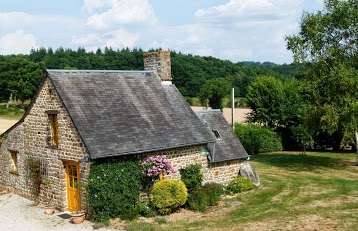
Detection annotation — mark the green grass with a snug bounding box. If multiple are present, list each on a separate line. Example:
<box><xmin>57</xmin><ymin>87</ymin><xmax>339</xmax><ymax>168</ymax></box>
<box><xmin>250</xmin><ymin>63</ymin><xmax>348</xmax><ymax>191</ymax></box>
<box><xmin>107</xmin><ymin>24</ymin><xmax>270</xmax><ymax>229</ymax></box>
<box><xmin>125</xmin><ymin>152</ymin><xmax>358</xmax><ymax>231</ymax></box>
<box><xmin>0</xmin><ymin>104</ymin><xmax>26</xmax><ymax>119</ymax></box>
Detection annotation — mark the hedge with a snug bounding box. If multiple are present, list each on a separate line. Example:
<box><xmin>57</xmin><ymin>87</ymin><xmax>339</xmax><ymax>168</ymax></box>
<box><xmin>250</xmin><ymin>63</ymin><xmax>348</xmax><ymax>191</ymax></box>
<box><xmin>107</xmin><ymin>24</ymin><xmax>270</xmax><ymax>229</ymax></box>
<box><xmin>234</xmin><ymin>123</ymin><xmax>282</xmax><ymax>155</ymax></box>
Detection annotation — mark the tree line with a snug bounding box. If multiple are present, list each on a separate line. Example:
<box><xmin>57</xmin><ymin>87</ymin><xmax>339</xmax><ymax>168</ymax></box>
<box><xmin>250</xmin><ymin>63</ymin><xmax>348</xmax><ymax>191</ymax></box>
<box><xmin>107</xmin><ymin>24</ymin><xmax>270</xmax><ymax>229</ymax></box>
<box><xmin>0</xmin><ymin>47</ymin><xmax>299</xmax><ymax>104</ymax></box>
<box><xmin>1</xmin><ymin>0</ymin><xmax>355</xmax><ymax>152</ymax></box>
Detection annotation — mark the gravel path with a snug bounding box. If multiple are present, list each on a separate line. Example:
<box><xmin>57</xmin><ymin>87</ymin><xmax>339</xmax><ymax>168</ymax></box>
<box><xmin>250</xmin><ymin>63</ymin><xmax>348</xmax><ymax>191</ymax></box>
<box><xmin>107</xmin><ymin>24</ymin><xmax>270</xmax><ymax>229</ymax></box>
<box><xmin>0</xmin><ymin>193</ymin><xmax>119</xmax><ymax>231</ymax></box>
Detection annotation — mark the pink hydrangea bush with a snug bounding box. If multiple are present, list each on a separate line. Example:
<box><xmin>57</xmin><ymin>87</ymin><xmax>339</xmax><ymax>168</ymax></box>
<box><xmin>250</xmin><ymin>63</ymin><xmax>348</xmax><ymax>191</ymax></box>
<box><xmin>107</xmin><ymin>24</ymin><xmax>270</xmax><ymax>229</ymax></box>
<box><xmin>141</xmin><ymin>155</ymin><xmax>175</xmax><ymax>177</ymax></box>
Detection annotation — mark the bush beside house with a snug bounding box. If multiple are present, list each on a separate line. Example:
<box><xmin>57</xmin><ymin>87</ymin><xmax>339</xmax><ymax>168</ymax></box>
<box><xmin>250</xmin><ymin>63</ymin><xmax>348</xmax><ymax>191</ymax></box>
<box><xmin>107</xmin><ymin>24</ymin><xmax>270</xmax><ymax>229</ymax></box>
<box><xmin>234</xmin><ymin>123</ymin><xmax>282</xmax><ymax>155</ymax></box>
<box><xmin>87</xmin><ymin>161</ymin><xmax>143</xmax><ymax>222</ymax></box>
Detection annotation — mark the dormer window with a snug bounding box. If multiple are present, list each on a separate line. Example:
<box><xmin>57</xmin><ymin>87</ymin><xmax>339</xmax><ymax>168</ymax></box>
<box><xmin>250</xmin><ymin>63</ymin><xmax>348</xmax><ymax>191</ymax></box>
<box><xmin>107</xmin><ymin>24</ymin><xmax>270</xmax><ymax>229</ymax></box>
<box><xmin>212</xmin><ymin>129</ymin><xmax>222</xmax><ymax>139</ymax></box>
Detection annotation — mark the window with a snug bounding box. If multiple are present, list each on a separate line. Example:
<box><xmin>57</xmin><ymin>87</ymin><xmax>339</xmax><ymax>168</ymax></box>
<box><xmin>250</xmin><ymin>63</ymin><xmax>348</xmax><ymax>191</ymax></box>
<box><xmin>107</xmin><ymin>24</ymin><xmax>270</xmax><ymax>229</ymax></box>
<box><xmin>212</xmin><ymin>129</ymin><xmax>222</xmax><ymax>139</ymax></box>
<box><xmin>10</xmin><ymin>150</ymin><xmax>18</xmax><ymax>174</ymax></box>
<box><xmin>48</xmin><ymin>113</ymin><xmax>59</xmax><ymax>147</ymax></box>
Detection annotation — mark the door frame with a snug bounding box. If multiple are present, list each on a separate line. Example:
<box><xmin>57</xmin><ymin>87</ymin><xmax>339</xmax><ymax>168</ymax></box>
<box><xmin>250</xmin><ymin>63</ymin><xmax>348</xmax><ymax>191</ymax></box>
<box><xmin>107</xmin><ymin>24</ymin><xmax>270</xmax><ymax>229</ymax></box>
<box><xmin>65</xmin><ymin>161</ymin><xmax>81</xmax><ymax>212</ymax></box>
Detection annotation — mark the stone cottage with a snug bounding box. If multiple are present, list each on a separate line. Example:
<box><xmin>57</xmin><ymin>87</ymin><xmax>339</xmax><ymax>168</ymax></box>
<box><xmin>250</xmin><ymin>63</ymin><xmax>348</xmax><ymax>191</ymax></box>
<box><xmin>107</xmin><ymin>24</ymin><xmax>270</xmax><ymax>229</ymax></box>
<box><xmin>0</xmin><ymin>50</ymin><xmax>248</xmax><ymax>212</ymax></box>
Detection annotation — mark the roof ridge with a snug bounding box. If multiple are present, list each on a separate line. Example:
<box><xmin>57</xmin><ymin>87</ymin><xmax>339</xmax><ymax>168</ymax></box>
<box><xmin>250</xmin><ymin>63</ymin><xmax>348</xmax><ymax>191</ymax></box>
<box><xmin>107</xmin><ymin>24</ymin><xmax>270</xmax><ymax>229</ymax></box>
<box><xmin>195</xmin><ymin>109</ymin><xmax>222</xmax><ymax>114</ymax></box>
<box><xmin>47</xmin><ymin>69</ymin><xmax>152</xmax><ymax>73</ymax></box>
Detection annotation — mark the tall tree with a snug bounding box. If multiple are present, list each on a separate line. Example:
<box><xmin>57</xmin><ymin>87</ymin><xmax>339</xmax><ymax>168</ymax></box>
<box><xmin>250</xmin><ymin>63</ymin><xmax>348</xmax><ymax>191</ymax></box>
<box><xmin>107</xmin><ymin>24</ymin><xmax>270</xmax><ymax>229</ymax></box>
<box><xmin>0</xmin><ymin>55</ymin><xmax>45</xmax><ymax>104</ymax></box>
<box><xmin>199</xmin><ymin>78</ymin><xmax>231</xmax><ymax>110</ymax></box>
<box><xmin>246</xmin><ymin>76</ymin><xmax>285</xmax><ymax>127</ymax></box>
<box><xmin>285</xmin><ymin>0</ymin><xmax>358</xmax><ymax>148</ymax></box>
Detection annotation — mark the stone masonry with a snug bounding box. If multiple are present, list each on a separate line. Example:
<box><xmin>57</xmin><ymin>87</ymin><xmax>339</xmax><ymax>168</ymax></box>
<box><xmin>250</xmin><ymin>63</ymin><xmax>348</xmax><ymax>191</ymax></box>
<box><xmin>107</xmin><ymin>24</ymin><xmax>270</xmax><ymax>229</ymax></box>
<box><xmin>0</xmin><ymin>64</ymin><xmax>243</xmax><ymax>212</ymax></box>
<box><xmin>144</xmin><ymin>50</ymin><xmax>172</xmax><ymax>81</ymax></box>
<box><xmin>141</xmin><ymin>145</ymin><xmax>244</xmax><ymax>185</ymax></box>
<box><xmin>0</xmin><ymin>78</ymin><xmax>89</xmax><ymax>211</ymax></box>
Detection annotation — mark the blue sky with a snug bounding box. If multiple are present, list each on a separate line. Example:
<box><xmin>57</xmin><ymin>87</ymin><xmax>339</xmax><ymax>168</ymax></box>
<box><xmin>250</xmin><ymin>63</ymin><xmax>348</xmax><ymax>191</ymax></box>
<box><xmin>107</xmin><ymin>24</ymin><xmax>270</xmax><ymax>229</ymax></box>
<box><xmin>0</xmin><ymin>0</ymin><xmax>324</xmax><ymax>64</ymax></box>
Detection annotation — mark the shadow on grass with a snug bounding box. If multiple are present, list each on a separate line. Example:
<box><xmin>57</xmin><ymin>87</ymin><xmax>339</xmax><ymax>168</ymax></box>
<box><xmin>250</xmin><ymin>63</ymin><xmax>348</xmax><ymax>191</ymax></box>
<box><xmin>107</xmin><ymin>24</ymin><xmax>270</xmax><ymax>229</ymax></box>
<box><xmin>251</xmin><ymin>153</ymin><xmax>353</xmax><ymax>172</ymax></box>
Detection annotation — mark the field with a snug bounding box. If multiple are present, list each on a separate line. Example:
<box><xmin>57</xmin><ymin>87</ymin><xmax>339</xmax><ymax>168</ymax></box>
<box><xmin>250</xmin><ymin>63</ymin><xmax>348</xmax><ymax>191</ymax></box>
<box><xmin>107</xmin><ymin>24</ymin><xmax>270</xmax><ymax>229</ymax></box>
<box><xmin>191</xmin><ymin>107</ymin><xmax>251</xmax><ymax>124</ymax></box>
<box><xmin>0</xmin><ymin>103</ymin><xmax>25</xmax><ymax>134</ymax></box>
<box><xmin>126</xmin><ymin>152</ymin><xmax>358</xmax><ymax>231</ymax></box>
<box><xmin>0</xmin><ymin>117</ymin><xmax>19</xmax><ymax>134</ymax></box>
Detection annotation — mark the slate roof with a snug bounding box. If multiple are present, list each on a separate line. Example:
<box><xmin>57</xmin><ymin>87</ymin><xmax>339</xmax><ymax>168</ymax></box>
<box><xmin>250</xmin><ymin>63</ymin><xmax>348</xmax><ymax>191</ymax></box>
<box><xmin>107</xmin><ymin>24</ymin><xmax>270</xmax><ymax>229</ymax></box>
<box><xmin>195</xmin><ymin>110</ymin><xmax>249</xmax><ymax>163</ymax></box>
<box><xmin>47</xmin><ymin>70</ymin><xmax>216</xmax><ymax>159</ymax></box>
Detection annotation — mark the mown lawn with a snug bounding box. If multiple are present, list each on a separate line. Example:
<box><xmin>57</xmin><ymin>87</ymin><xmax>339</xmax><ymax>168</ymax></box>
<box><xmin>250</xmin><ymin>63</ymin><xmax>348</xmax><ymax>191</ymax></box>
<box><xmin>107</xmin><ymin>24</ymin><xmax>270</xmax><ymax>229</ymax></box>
<box><xmin>126</xmin><ymin>152</ymin><xmax>358</xmax><ymax>231</ymax></box>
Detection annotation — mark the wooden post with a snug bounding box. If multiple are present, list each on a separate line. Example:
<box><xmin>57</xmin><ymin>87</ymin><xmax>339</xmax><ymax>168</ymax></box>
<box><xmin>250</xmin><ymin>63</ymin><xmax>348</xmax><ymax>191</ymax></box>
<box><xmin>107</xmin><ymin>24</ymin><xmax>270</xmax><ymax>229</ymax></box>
<box><xmin>232</xmin><ymin>87</ymin><xmax>235</xmax><ymax>129</ymax></box>
<box><xmin>355</xmin><ymin>132</ymin><xmax>358</xmax><ymax>166</ymax></box>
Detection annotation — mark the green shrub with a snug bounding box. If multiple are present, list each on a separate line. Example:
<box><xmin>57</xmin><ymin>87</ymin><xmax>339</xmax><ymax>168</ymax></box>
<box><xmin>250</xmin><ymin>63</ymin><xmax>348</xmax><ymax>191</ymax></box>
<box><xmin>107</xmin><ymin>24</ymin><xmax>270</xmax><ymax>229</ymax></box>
<box><xmin>226</xmin><ymin>176</ymin><xmax>255</xmax><ymax>194</ymax></box>
<box><xmin>179</xmin><ymin>164</ymin><xmax>203</xmax><ymax>192</ymax></box>
<box><xmin>88</xmin><ymin>160</ymin><xmax>143</xmax><ymax>222</ymax></box>
<box><xmin>234</xmin><ymin>123</ymin><xmax>282</xmax><ymax>155</ymax></box>
<box><xmin>200</xmin><ymin>183</ymin><xmax>224</xmax><ymax>206</ymax></box>
<box><xmin>185</xmin><ymin>97</ymin><xmax>193</xmax><ymax>106</ymax></box>
<box><xmin>151</xmin><ymin>179</ymin><xmax>188</xmax><ymax>215</ymax></box>
<box><xmin>136</xmin><ymin>202</ymin><xmax>155</xmax><ymax>218</ymax></box>
<box><xmin>187</xmin><ymin>190</ymin><xmax>208</xmax><ymax>212</ymax></box>
<box><xmin>120</xmin><ymin>207</ymin><xmax>139</xmax><ymax>221</ymax></box>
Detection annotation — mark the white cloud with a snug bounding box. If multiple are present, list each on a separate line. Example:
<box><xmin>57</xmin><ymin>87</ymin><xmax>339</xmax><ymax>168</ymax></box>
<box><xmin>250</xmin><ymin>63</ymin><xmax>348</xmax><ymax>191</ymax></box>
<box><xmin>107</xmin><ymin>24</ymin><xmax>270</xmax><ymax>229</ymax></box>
<box><xmin>104</xmin><ymin>29</ymin><xmax>139</xmax><ymax>48</ymax></box>
<box><xmin>82</xmin><ymin>0</ymin><xmax>112</xmax><ymax>14</ymax></box>
<box><xmin>0</xmin><ymin>11</ymin><xmax>83</xmax><ymax>53</ymax></box>
<box><xmin>221</xmin><ymin>48</ymin><xmax>253</xmax><ymax>60</ymax></box>
<box><xmin>168</xmin><ymin>0</ymin><xmax>306</xmax><ymax>63</ymax></box>
<box><xmin>83</xmin><ymin>0</ymin><xmax>157</xmax><ymax>30</ymax></box>
<box><xmin>71</xmin><ymin>29</ymin><xmax>139</xmax><ymax>51</ymax></box>
<box><xmin>0</xmin><ymin>0</ymin><xmax>318</xmax><ymax>63</ymax></box>
<box><xmin>195</xmin><ymin>0</ymin><xmax>303</xmax><ymax>23</ymax></box>
<box><xmin>0</xmin><ymin>30</ymin><xmax>38</xmax><ymax>55</ymax></box>
<box><xmin>0</xmin><ymin>12</ymin><xmax>81</xmax><ymax>30</ymax></box>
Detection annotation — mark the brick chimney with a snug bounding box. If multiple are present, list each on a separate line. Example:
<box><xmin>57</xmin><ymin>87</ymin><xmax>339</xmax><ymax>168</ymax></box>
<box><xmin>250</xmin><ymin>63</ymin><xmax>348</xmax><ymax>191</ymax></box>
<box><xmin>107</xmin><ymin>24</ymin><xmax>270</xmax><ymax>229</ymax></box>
<box><xmin>143</xmin><ymin>50</ymin><xmax>171</xmax><ymax>82</ymax></box>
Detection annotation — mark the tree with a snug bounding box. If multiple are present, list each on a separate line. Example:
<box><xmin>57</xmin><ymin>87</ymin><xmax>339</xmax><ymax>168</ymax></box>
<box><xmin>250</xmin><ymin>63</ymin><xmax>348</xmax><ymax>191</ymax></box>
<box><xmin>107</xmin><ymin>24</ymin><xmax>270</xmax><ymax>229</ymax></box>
<box><xmin>246</xmin><ymin>76</ymin><xmax>285</xmax><ymax>127</ymax></box>
<box><xmin>199</xmin><ymin>78</ymin><xmax>231</xmax><ymax>110</ymax></box>
<box><xmin>285</xmin><ymin>0</ymin><xmax>358</xmax><ymax>149</ymax></box>
<box><xmin>246</xmin><ymin>76</ymin><xmax>306</xmax><ymax>150</ymax></box>
<box><xmin>0</xmin><ymin>55</ymin><xmax>44</xmax><ymax>104</ymax></box>
<box><xmin>286</xmin><ymin>0</ymin><xmax>357</xmax><ymax>65</ymax></box>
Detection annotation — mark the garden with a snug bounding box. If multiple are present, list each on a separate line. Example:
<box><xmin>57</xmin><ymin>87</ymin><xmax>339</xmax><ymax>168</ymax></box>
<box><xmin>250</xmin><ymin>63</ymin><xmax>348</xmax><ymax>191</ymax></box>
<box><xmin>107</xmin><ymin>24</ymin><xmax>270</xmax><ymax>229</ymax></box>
<box><xmin>86</xmin><ymin>155</ymin><xmax>255</xmax><ymax>225</ymax></box>
<box><xmin>82</xmin><ymin>151</ymin><xmax>358</xmax><ymax>230</ymax></box>
<box><xmin>122</xmin><ymin>151</ymin><xmax>358</xmax><ymax>230</ymax></box>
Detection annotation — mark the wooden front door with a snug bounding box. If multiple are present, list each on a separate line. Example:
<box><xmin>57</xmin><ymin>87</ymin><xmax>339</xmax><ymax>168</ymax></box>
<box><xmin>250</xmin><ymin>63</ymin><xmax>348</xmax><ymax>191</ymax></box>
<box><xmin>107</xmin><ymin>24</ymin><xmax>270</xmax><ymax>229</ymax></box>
<box><xmin>65</xmin><ymin>162</ymin><xmax>81</xmax><ymax>212</ymax></box>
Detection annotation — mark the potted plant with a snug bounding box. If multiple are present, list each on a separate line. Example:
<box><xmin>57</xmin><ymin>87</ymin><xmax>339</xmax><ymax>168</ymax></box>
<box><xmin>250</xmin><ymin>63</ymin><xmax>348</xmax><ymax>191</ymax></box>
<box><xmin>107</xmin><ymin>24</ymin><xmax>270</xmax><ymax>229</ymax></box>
<box><xmin>71</xmin><ymin>181</ymin><xmax>88</xmax><ymax>224</ymax></box>
<box><xmin>44</xmin><ymin>205</ymin><xmax>55</xmax><ymax>215</ymax></box>
<box><xmin>42</xmin><ymin>177</ymin><xmax>56</xmax><ymax>215</ymax></box>
<box><xmin>71</xmin><ymin>211</ymin><xmax>86</xmax><ymax>224</ymax></box>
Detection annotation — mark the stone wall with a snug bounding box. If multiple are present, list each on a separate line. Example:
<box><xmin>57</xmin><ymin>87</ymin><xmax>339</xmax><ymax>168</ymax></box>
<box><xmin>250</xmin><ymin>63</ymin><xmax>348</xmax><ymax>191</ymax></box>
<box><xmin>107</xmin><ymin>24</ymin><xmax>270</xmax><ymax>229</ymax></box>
<box><xmin>0</xmin><ymin>77</ymin><xmax>243</xmax><ymax>212</ymax></box>
<box><xmin>0</xmin><ymin>124</ymin><xmax>24</xmax><ymax>194</ymax></box>
<box><xmin>143</xmin><ymin>50</ymin><xmax>172</xmax><ymax>81</ymax></box>
<box><xmin>142</xmin><ymin>145</ymin><xmax>244</xmax><ymax>185</ymax></box>
<box><xmin>0</xmin><ymin>78</ymin><xmax>89</xmax><ymax>211</ymax></box>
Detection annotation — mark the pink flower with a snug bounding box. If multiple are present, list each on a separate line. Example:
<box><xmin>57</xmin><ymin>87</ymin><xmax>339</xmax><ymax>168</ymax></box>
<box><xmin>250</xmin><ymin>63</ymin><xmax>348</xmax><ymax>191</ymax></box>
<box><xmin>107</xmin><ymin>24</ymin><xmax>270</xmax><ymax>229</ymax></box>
<box><xmin>141</xmin><ymin>154</ymin><xmax>175</xmax><ymax>177</ymax></box>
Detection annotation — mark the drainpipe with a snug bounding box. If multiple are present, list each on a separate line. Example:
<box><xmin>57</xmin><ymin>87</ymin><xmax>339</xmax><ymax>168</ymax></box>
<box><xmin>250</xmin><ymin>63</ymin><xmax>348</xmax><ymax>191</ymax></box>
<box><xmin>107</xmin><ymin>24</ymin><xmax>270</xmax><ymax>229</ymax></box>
<box><xmin>212</xmin><ymin>142</ymin><xmax>216</xmax><ymax>163</ymax></box>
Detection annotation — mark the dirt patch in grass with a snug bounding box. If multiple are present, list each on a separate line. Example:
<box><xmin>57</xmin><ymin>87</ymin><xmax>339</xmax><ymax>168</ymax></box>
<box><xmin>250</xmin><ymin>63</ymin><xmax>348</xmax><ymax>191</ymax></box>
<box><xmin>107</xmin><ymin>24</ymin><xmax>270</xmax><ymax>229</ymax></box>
<box><xmin>299</xmin><ymin>184</ymin><xmax>336</xmax><ymax>196</ymax></box>
<box><xmin>305</xmin><ymin>196</ymin><xmax>358</xmax><ymax>208</ymax></box>
<box><xmin>235</xmin><ymin>214</ymin><xmax>339</xmax><ymax>231</ymax></box>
